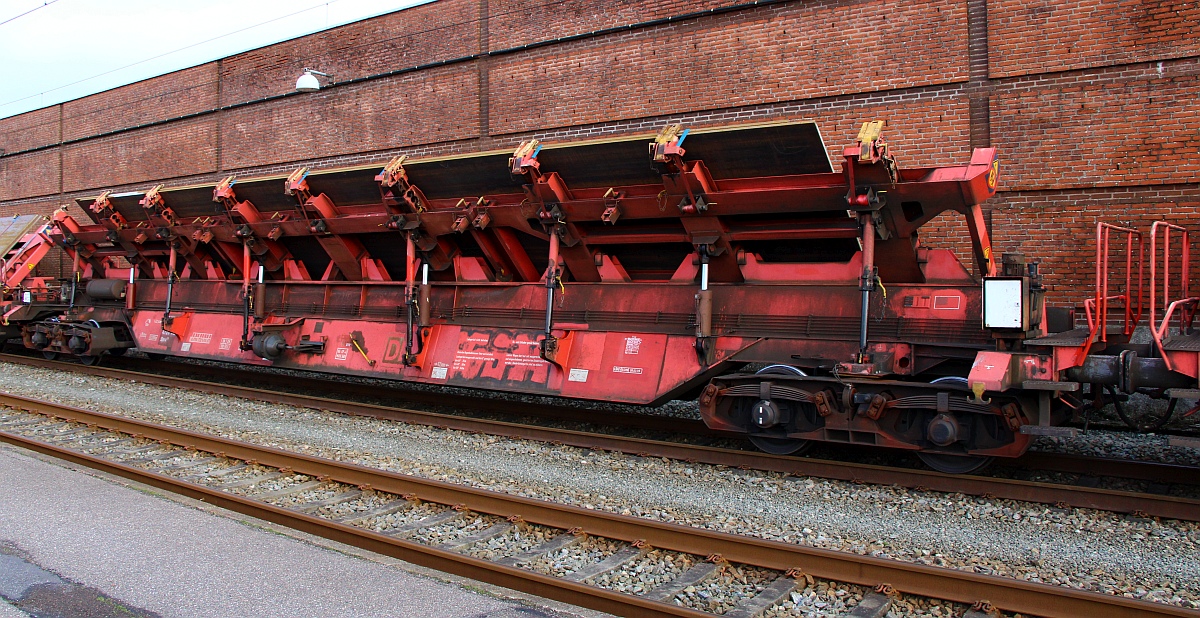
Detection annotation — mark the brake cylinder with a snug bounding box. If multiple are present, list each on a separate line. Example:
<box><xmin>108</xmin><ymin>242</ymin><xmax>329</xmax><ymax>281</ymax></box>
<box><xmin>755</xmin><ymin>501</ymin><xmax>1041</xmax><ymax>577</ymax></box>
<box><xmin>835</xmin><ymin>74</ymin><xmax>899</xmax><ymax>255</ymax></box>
<box><xmin>84</xmin><ymin>279</ymin><xmax>127</xmax><ymax>300</ymax></box>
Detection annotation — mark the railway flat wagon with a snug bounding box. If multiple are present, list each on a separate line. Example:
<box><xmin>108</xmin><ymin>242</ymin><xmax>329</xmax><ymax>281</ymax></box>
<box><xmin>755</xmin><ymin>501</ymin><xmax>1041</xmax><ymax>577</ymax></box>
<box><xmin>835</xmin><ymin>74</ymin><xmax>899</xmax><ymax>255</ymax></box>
<box><xmin>3</xmin><ymin>120</ymin><xmax>1196</xmax><ymax>472</ymax></box>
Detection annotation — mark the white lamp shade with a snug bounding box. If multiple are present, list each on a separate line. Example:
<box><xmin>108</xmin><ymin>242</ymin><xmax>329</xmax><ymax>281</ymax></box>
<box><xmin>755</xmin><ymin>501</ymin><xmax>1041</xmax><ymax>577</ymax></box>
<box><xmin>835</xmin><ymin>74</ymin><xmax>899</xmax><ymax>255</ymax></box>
<box><xmin>296</xmin><ymin>72</ymin><xmax>321</xmax><ymax>92</ymax></box>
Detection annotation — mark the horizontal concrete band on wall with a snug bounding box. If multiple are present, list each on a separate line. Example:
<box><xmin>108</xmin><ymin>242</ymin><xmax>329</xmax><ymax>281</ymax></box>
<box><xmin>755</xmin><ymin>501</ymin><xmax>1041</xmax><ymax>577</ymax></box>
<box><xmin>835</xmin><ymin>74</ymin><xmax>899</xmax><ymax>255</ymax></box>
<box><xmin>1</xmin><ymin>0</ymin><xmax>1198</xmax><ymax>300</ymax></box>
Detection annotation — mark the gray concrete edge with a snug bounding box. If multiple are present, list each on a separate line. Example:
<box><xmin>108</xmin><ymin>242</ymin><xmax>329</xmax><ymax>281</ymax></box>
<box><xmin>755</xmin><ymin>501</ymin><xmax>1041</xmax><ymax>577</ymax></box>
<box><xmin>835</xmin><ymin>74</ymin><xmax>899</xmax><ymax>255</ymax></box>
<box><xmin>0</xmin><ymin>441</ymin><xmax>612</xmax><ymax>618</ymax></box>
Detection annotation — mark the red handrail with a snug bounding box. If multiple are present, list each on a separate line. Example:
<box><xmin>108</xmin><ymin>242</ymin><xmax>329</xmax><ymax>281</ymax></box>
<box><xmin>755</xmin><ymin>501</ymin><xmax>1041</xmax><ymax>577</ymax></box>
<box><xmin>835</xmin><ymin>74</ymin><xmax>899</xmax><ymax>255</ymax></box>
<box><xmin>1150</xmin><ymin>221</ymin><xmax>1198</xmax><ymax>368</ymax></box>
<box><xmin>1089</xmin><ymin>223</ymin><xmax>1143</xmax><ymax>352</ymax></box>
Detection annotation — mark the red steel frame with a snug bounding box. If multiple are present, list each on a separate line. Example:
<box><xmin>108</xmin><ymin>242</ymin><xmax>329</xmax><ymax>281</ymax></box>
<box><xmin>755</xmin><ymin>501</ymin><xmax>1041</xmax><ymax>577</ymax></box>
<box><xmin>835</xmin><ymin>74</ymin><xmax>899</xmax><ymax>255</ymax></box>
<box><xmin>16</xmin><ymin>119</ymin><xmax>1175</xmax><ymax>463</ymax></box>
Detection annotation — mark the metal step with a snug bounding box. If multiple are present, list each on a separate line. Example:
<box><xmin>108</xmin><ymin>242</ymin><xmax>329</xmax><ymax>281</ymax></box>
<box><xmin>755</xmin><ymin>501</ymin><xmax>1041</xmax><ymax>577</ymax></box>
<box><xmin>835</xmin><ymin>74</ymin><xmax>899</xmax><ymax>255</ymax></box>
<box><xmin>1163</xmin><ymin>332</ymin><xmax>1200</xmax><ymax>352</ymax></box>
<box><xmin>1027</xmin><ymin>326</ymin><xmax>1128</xmax><ymax>347</ymax></box>
<box><xmin>1026</xmin><ymin>327</ymin><xmax>1092</xmax><ymax>347</ymax></box>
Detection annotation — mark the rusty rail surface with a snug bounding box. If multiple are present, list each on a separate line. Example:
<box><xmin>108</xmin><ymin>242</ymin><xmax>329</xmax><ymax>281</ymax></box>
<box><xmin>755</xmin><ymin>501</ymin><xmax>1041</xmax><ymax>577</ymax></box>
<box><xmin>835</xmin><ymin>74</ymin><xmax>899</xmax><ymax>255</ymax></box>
<box><xmin>0</xmin><ymin>392</ymin><xmax>1195</xmax><ymax>618</ymax></box>
<box><xmin>2</xmin><ymin>353</ymin><xmax>1199</xmax><ymax>523</ymax></box>
<box><xmin>17</xmin><ymin>352</ymin><xmax>717</xmax><ymax>436</ymax></box>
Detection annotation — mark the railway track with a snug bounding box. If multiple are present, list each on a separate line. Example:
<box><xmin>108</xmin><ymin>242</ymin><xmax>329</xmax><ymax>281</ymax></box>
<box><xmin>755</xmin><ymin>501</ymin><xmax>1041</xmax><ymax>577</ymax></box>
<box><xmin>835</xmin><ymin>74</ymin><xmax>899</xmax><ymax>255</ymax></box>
<box><xmin>1</xmin><ymin>391</ymin><xmax>1194</xmax><ymax>618</ymax></box>
<box><xmin>2</xmin><ymin>352</ymin><xmax>1198</xmax><ymax>523</ymax></box>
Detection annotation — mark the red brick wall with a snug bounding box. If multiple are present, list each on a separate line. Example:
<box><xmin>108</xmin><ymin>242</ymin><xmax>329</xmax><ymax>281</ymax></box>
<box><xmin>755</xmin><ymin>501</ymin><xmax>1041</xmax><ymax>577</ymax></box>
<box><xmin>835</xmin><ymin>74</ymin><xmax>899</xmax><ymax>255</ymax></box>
<box><xmin>218</xmin><ymin>0</ymin><xmax>477</xmax><ymax>106</ymax></box>
<box><xmin>987</xmin><ymin>0</ymin><xmax>1200</xmax><ymax>77</ymax></box>
<box><xmin>0</xmin><ymin>106</ymin><xmax>59</xmax><ymax>153</ymax></box>
<box><xmin>220</xmin><ymin>64</ymin><xmax>479</xmax><ymax>171</ymax></box>
<box><xmin>489</xmin><ymin>0</ymin><xmax>968</xmax><ymax>134</ymax></box>
<box><xmin>0</xmin><ymin>151</ymin><xmax>59</xmax><ymax>202</ymax></box>
<box><xmin>61</xmin><ymin>64</ymin><xmax>219</xmax><ymax>142</ymax></box>
<box><xmin>61</xmin><ymin>118</ymin><xmax>217</xmax><ymax>191</ymax></box>
<box><xmin>0</xmin><ymin>0</ymin><xmax>1194</xmax><ymax>305</ymax></box>
<box><xmin>992</xmin><ymin>60</ymin><xmax>1200</xmax><ymax>190</ymax></box>
<box><xmin>990</xmin><ymin>185</ymin><xmax>1200</xmax><ymax>306</ymax></box>
<box><xmin>488</xmin><ymin>0</ymin><xmax>734</xmax><ymax>48</ymax></box>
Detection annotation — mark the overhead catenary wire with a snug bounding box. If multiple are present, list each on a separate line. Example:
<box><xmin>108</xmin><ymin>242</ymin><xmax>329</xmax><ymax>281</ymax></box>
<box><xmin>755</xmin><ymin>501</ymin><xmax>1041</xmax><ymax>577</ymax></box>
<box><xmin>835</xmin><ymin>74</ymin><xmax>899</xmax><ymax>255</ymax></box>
<box><xmin>0</xmin><ymin>0</ymin><xmax>62</xmax><ymax>28</ymax></box>
<box><xmin>0</xmin><ymin>0</ymin><xmax>432</xmax><ymax>112</ymax></box>
<box><xmin>0</xmin><ymin>0</ymin><xmax>571</xmax><ymax>131</ymax></box>
<box><xmin>0</xmin><ymin>0</ymin><xmax>791</xmax><ymax>166</ymax></box>
<box><xmin>0</xmin><ymin>0</ymin><xmax>772</xmax><ymax>138</ymax></box>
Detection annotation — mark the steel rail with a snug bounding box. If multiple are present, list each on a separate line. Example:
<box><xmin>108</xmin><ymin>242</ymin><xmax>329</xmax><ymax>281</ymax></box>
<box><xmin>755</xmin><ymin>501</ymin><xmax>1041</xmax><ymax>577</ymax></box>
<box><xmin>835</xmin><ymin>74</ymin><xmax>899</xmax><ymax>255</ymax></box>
<box><xmin>2</xmin><ymin>353</ymin><xmax>1198</xmax><ymax>522</ymax></box>
<box><xmin>155</xmin><ymin>354</ymin><xmax>1200</xmax><ymax>444</ymax></box>
<box><xmin>3</xmin><ymin>352</ymin><xmax>713</xmax><ymax>436</ymax></box>
<box><xmin>0</xmin><ymin>392</ymin><xmax>1194</xmax><ymax>618</ymax></box>
<box><xmin>1014</xmin><ymin>451</ymin><xmax>1199</xmax><ymax>486</ymax></box>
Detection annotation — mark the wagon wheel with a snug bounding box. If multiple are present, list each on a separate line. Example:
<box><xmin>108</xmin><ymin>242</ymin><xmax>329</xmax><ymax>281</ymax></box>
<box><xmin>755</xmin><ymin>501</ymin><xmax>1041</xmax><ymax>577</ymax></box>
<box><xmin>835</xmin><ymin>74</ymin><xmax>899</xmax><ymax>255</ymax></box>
<box><xmin>748</xmin><ymin>435</ymin><xmax>813</xmax><ymax>456</ymax></box>
<box><xmin>77</xmin><ymin>355</ymin><xmax>101</xmax><ymax>366</ymax></box>
<box><xmin>1109</xmin><ymin>386</ymin><xmax>1176</xmax><ymax>432</ymax></box>
<box><xmin>916</xmin><ymin>452</ymin><xmax>995</xmax><ymax>475</ymax></box>
<box><xmin>41</xmin><ymin>351</ymin><xmax>58</xmax><ymax>361</ymax></box>
<box><xmin>916</xmin><ymin>376</ymin><xmax>994</xmax><ymax>474</ymax></box>
<box><xmin>746</xmin><ymin>365</ymin><xmax>813</xmax><ymax>456</ymax></box>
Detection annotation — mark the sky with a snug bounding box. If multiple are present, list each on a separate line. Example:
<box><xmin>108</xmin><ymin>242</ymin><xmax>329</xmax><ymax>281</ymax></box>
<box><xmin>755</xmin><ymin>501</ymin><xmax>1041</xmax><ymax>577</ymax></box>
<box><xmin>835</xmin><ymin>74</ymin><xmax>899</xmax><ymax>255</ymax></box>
<box><xmin>0</xmin><ymin>0</ymin><xmax>430</xmax><ymax>119</ymax></box>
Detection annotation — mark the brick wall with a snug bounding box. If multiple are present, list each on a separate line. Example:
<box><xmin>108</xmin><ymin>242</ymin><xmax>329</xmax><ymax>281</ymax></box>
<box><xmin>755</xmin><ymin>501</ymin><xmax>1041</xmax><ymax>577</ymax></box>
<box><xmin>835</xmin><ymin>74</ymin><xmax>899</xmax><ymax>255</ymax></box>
<box><xmin>0</xmin><ymin>0</ymin><xmax>1196</xmax><ymax>305</ymax></box>
<box><xmin>987</xmin><ymin>0</ymin><xmax>1200</xmax><ymax>77</ymax></box>
<box><xmin>62</xmin><ymin>118</ymin><xmax>218</xmax><ymax>191</ymax></box>
<box><xmin>489</xmin><ymin>0</ymin><xmax>967</xmax><ymax>134</ymax></box>
<box><xmin>0</xmin><ymin>151</ymin><xmax>59</xmax><ymax>202</ymax></box>
<box><xmin>220</xmin><ymin>64</ymin><xmax>479</xmax><ymax>170</ymax></box>
<box><xmin>62</xmin><ymin>64</ymin><xmax>219</xmax><ymax>142</ymax></box>
<box><xmin>218</xmin><ymin>0</ymin><xmax>477</xmax><ymax>106</ymax></box>
<box><xmin>0</xmin><ymin>106</ymin><xmax>59</xmax><ymax>153</ymax></box>
<box><xmin>991</xmin><ymin>60</ymin><xmax>1200</xmax><ymax>190</ymax></box>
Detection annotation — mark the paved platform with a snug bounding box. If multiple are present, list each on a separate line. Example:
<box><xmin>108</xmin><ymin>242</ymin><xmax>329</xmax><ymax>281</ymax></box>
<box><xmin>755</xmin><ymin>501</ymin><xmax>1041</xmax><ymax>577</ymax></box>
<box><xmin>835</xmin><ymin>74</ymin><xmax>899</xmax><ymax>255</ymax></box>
<box><xmin>0</xmin><ymin>442</ymin><xmax>598</xmax><ymax>618</ymax></box>
<box><xmin>0</xmin><ymin>600</ymin><xmax>27</xmax><ymax>617</ymax></box>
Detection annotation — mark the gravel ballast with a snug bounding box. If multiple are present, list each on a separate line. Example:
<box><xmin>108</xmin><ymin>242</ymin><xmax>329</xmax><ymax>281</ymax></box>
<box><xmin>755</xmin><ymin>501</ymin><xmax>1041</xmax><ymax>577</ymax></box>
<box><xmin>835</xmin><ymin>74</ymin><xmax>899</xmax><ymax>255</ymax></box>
<box><xmin>1</xmin><ymin>360</ymin><xmax>1198</xmax><ymax>613</ymax></box>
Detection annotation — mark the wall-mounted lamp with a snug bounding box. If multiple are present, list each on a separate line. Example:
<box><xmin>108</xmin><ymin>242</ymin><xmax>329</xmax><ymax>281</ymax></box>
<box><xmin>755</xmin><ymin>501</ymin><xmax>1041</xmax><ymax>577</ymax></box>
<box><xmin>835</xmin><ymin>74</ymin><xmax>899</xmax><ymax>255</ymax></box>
<box><xmin>295</xmin><ymin>68</ymin><xmax>331</xmax><ymax>92</ymax></box>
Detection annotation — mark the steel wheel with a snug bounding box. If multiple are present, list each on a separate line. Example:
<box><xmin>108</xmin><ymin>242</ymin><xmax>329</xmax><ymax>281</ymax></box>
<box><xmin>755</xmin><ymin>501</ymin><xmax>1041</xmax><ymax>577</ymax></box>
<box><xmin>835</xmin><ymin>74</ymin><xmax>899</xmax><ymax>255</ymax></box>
<box><xmin>748</xmin><ymin>435</ymin><xmax>814</xmax><ymax>455</ymax></box>
<box><xmin>745</xmin><ymin>364</ymin><xmax>813</xmax><ymax>456</ymax></box>
<box><xmin>917</xmin><ymin>452</ymin><xmax>994</xmax><ymax>474</ymax></box>
<box><xmin>41</xmin><ymin>351</ymin><xmax>57</xmax><ymax>360</ymax></box>
<box><xmin>78</xmin><ymin>355</ymin><xmax>101</xmax><ymax>366</ymax></box>
<box><xmin>758</xmin><ymin>364</ymin><xmax>807</xmax><ymax>377</ymax></box>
